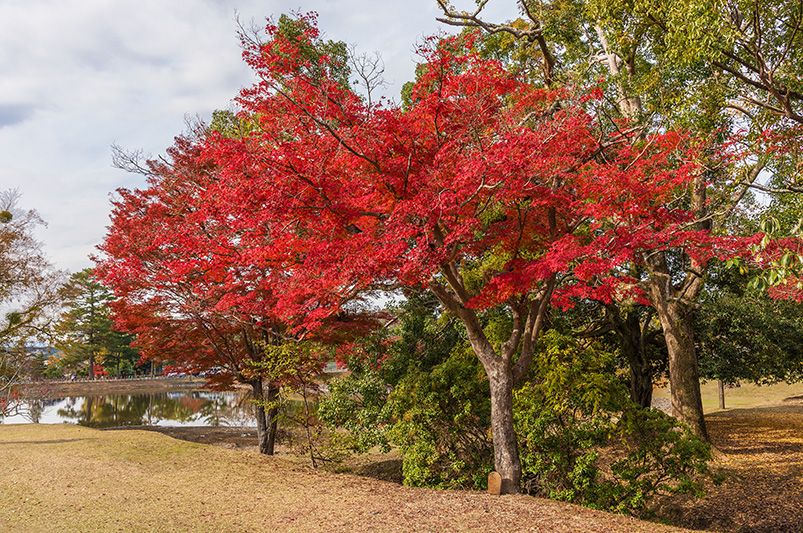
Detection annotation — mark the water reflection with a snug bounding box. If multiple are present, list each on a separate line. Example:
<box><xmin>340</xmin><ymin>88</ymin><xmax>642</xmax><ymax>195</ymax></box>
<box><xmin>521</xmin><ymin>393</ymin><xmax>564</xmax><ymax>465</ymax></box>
<box><xmin>1</xmin><ymin>391</ymin><xmax>256</xmax><ymax>428</ymax></box>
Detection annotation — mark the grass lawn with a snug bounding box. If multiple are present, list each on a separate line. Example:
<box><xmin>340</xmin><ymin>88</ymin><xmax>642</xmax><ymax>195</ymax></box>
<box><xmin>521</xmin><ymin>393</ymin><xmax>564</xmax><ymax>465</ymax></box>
<box><xmin>0</xmin><ymin>424</ymin><xmax>682</xmax><ymax>533</ymax></box>
<box><xmin>653</xmin><ymin>380</ymin><xmax>802</xmax><ymax>412</ymax></box>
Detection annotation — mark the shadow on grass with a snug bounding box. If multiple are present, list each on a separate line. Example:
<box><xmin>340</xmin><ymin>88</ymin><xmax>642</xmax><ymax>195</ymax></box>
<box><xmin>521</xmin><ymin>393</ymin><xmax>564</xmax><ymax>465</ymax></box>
<box><xmin>0</xmin><ymin>438</ymin><xmax>94</xmax><ymax>445</ymax></box>
<box><xmin>350</xmin><ymin>459</ymin><xmax>403</xmax><ymax>484</ymax></box>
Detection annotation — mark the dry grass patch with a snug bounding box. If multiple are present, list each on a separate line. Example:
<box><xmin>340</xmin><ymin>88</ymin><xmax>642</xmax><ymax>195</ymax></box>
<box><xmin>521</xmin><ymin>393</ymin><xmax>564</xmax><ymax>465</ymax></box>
<box><xmin>653</xmin><ymin>381</ymin><xmax>803</xmax><ymax>413</ymax></box>
<box><xmin>0</xmin><ymin>424</ymin><xmax>683</xmax><ymax>532</ymax></box>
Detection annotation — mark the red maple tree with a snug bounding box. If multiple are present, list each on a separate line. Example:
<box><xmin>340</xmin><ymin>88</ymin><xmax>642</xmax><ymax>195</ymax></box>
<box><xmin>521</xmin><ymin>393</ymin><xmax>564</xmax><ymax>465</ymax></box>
<box><xmin>198</xmin><ymin>18</ymin><xmax>755</xmax><ymax>490</ymax></box>
<box><xmin>102</xmin><ymin>15</ymin><xmax>777</xmax><ymax>489</ymax></box>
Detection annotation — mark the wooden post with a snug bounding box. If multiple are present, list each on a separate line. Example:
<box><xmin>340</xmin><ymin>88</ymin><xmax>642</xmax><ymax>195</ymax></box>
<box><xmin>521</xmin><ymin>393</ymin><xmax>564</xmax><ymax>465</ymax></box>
<box><xmin>487</xmin><ymin>471</ymin><xmax>502</xmax><ymax>496</ymax></box>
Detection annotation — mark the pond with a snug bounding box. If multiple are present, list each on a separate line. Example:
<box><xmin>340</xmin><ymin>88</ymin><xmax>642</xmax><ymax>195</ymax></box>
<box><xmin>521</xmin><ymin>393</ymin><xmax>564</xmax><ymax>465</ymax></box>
<box><xmin>0</xmin><ymin>391</ymin><xmax>257</xmax><ymax>428</ymax></box>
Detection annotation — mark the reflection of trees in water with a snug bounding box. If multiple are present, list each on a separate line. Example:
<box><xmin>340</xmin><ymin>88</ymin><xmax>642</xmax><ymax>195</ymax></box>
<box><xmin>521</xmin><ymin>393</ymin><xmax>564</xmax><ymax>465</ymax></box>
<box><xmin>0</xmin><ymin>397</ymin><xmax>60</xmax><ymax>424</ymax></box>
<box><xmin>56</xmin><ymin>392</ymin><xmax>254</xmax><ymax>427</ymax></box>
<box><xmin>192</xmin><ymin>391</ymin><xmax>254</xmax><ymax>427</ymax></box>
<box><xmin>58</xmin><ymin>395</ymin><xmax>151</xmax><ymax>427</ymax></box>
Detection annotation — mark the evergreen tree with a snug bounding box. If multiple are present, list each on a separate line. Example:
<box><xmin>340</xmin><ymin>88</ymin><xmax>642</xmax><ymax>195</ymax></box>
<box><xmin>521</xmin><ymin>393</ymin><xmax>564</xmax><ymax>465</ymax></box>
<box><xmin>55</xmin><ymin>268</ymin><xmax>138</xmax><ymax>378</ymax></box>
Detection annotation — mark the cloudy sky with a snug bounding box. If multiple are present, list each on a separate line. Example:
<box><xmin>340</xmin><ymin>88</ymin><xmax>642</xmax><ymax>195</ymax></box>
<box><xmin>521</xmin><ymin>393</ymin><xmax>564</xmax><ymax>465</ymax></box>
<box><xmin>0</xmin><ymin>0</ymin><xmax>517</xmax><ymax>273</ymax></box>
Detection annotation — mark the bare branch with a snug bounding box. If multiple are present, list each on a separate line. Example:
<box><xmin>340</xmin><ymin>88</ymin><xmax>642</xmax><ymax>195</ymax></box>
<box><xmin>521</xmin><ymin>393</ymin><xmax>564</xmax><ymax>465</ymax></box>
<box><xmin>348</xmin><ymin>46</ymin><xmax>386</xmax><ymax>107</ymax></box>
<box><xmin>111</xmin><ymin>144</ymin><xmax>155</xmax><ymax>177</ymax></box>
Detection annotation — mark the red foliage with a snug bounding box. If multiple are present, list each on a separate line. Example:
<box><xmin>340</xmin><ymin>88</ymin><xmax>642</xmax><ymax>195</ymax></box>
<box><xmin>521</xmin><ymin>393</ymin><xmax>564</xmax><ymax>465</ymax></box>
<box><xmin>200</xmin><ymin>20</ymin><xmax>757</xmax><ymax>321</ymax></box>
<box><xmin>98</xmin><ymin>16</ymin><xmax>771</xmax><ymax>382</ymax></box>
<box><xmin>91</xmin><ymin>364</ymin><xmax>108</xmax><ymax>378</ymax></box>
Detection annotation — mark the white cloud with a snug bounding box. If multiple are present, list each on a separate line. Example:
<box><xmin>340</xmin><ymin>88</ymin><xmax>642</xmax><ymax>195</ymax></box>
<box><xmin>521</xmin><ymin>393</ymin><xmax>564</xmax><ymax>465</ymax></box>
<box><xmin>0</xmin><ymin>0</ymin><xmax>517</xmax><ymax>272</ymax></box>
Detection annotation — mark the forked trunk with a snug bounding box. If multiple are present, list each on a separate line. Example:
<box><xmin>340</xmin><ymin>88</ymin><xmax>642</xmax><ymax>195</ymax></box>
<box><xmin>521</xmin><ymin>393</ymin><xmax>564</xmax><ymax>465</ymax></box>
<box><xmin>429</xmin><ymin>279</ymin><xmax>531</xmax><ymax>495</ymax></box>
<box><xmin>630</xmin><ymin>362</ymin><xmax>654</xmax><ymax>409</ymax></box>
<box><xmin>655</xmin><ymin>303</ymin><xmax>709</xmax><ymax>440</ymax></box>
<box><xmin>488</xmin><ymin>363</ymin><xmax>521</xmax><ymax>494</ymax></box>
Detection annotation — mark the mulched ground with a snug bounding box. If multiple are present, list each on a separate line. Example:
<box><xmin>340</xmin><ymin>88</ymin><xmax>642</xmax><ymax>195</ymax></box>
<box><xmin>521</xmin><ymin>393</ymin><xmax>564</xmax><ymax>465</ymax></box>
<box><xmin>655</xmin><ymin>404</ymin><xmax>803</xmax><ymax>532</ymax></box>
<box><xmin>131</xmin><ymin>403</ymin><xmax>803</xmax><ymax>532</ymax></box>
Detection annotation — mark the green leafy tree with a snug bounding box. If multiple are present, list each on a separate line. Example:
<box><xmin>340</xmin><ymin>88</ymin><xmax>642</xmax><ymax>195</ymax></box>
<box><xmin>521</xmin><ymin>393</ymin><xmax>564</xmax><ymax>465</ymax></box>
<box><xmin>55</xmin><ymin>269</ymin><xmax>138</xmax><ymax>378</ymax></box>
<box><xmin>696</xmin><ymin>259</ymin><xmax>803</xmax><ymax>390</ymax></box>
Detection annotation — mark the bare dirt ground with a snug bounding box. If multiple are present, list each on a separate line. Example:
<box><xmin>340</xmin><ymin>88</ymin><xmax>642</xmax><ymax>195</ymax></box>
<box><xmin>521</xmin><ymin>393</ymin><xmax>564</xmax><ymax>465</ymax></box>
<box><xmin>0</xmin><ymin>424</ymin><xmax>683</xmax><ymax>533</ymax></box>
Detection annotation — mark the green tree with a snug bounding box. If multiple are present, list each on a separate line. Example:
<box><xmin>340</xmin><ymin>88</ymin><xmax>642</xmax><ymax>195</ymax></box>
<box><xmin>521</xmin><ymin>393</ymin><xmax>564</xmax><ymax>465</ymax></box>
<box><xmin>697</xmin><ymin>291</ymin><xmax>803</xmax><ymax>387</ymax></box>
<box><xmin>435</xmin><ymin>0</ymin><xmax>803</xmax><ymax>439</ymax></box>
<box><xmin>55</xmin><ymin>269</ymin><xmax>138</xmax><ymax>379</ymax></box>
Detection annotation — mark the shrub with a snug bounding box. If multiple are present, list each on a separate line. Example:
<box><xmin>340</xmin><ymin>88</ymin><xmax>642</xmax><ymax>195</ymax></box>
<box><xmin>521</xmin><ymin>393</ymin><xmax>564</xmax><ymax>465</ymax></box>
<box><xmin>386</xmin><ymin>348</ymin><xmax>492</xmax><ymax>489</ymax></box>
<box><xmin>318</xmin><ymin>290</ymin><xmax>494</xmax><ymax>489</ymax></box>
<box><xmin>514</xmin><ymin>332</ymin><xmax>711</xmax><ymax>515</ymax></box>
<box><xmin>317</xmin><ymin>370</ymin><xmax>391</xmax><ymax>453</ymax></box>
<box><xmin>319</xmin><ymin>347</ymin><xmax>493</xmax><ymax>489</ymax></box>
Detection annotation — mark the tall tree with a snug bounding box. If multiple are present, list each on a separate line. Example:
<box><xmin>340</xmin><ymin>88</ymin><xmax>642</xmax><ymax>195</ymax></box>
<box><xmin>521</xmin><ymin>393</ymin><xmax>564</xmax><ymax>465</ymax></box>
<box><xmin>101</xmin><ymin>133</ymin><xmax>287</xmax><ymax>454</ymax></box>
<box><xmin>0</xmin><ymin>190</ymin><xmax>62</xmax><ymax>415</ymax></box>
<box><xmin>55</xmin><ymin>269</ymin><xmax>136</xmax><ymax>379</ymax></box>
<box><xmin>99</xmin><ymin>129</ymin><xmax>378</xmax><ymax>455</ymax></box>
<box><xmin>98</xmin><ymin>15</ymin><xmax>369</xmax><ymax>453</ymax></box>
<box><xmin>200</xmin><ymin>18</ymin><xmax>755</xmax><ymax>491</ymax></box>
<box><xmin>435</xmin><ymin>0</ymin><xmax>803</xmax><ymax>439</ymax></box>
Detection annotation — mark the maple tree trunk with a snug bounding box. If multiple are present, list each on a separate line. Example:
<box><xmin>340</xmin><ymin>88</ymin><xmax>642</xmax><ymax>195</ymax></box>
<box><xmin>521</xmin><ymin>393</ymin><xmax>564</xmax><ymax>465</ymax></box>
<box><xmin>718</xmin><ymin>380</ymin><xmax>726</xmax><ymax>410</ymax></box>
<box><xmin>251</xmin><ymin>379</ymin><xmax>274</xmax><ymax>455</ymax></box>
<box><xmin>487</xmin><ymin>362</ymin><xmax>521</xmax><ymax>494</ymax></box>
<box><xmin>265</xmin><ymin>381</ymin><xmax>279</xmax><ymax>455</ymax></box>
<box><xmin>654</xmin><ymin>303</ymin><xmax>709</xmax><ymax>440</ymax></box>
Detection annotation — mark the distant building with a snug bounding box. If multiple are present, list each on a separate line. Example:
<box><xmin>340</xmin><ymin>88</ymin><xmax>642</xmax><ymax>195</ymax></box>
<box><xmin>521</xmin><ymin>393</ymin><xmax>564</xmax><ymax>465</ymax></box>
<box><xmin>323</xmin><ymin>361</ymin><xmax>348</xmax><ymax>374</ymax></box>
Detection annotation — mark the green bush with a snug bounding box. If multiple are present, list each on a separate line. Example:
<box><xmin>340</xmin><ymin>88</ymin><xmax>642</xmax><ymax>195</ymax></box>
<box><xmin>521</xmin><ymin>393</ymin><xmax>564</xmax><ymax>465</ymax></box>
<box><xmin>319</xmin><ymin>296</ymin><xmax>712</xmax><ymax>514</ymax></box>
<box><xmin>514</xmin><ymin>332</ymin><xmax>711</xmax><ymax>515</ymax></box>
<box><xmin>386</xmin><ymin>348</ymin><xmax>492</xmax><ymax>489</ymax></box>
<box><xmin>318</xmin><ymin>291</ymin><xmax>494</xmax><ymax>489</ymax></box>
<box><xmin>317</xmin><ymin>370</ymin><xmax>391</xmax><ymax>453</ymax></box>
<box><xmin>319</xmin><ymin>347</ymin><xmax>493</xmax><ymax>489</ymax></box>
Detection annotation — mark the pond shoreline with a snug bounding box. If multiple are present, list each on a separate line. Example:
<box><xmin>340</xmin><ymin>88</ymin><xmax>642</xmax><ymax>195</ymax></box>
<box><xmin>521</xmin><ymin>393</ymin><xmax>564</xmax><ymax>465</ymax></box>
<box><xmin>105</xmin><ymin>425</ymin><xmax>262</xmax><ymax>449</ymax></box>
<box><xmin>16</xmin><ymin>376</ymin><xmax>215</xmax><ymax>397</ymax></box>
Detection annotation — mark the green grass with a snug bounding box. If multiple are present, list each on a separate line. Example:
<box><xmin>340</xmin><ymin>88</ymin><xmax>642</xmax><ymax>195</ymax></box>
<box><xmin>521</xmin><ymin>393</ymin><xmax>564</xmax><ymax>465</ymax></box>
<box><xmin>653</xmin><ymin>381</ymin><xmax>802</xmax><ymax>412</ymax></box>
